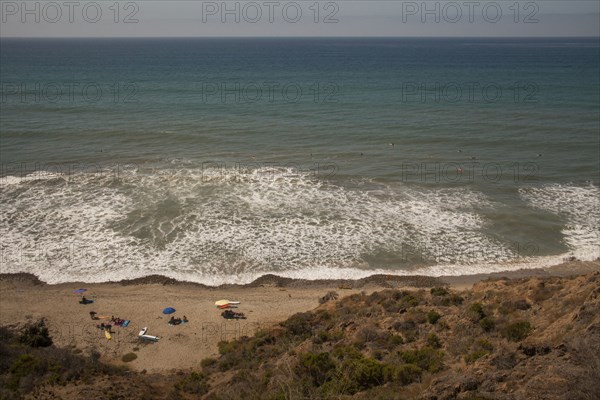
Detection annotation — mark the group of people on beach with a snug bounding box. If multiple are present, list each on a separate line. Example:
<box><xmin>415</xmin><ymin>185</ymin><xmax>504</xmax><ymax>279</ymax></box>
<box><xmin>82</xmin><ymin>293</ymin><xmax>250</xmax><ymax>341</ymax></box>
<box><xmin>96</xmin><ymin>322</ymin><xmax>112</xmax><ymax>332</ymax></box>
<box><xmin>79</xmin><ymin>296</ymin><xmax>126</xmax><ymax>335</ymax></box>
<box><xmin>168</xmin><ymin>315</ymin><xmax>189</xmax><ymax>325</ymax></box>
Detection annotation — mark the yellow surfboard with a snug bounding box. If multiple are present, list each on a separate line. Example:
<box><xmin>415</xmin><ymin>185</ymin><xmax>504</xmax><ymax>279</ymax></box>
<box><xmin>215</xmin><ymin>300</ymin><xmax>241</xmax><ymax>307</ymax></box>
<box><xmin>105</xmin><ymin>330</ymin><xmax>111</xmax><ymax>340</ymax></box>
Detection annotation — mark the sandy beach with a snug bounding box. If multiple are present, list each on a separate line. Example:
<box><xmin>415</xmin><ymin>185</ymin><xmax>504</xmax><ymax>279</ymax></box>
<box><xmin>1</xmin><ymin>260</ymin><xmax>598</xmax><ymax>373</ymax></box>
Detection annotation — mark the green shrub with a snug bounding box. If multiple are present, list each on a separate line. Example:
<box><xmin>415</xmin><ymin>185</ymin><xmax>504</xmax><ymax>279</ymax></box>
<box><xmin>46</xmin><ymin>363</ymin><xmax>63</xmax><ymax>385</ymax></box>
<box><xmin>479</xmin><ymin>317</ymin><xmax>495</xmax><ymax>332</ymax></box>
<box><xmin>478</xmin><ymin>339</ymin><xmax>494</xmax><ymax>352</ymax></box>
<box><xmin>175</xmin><ymin>372</ymin><xmax>210</xmax><ymax>395</ymax></box>
<box><xmin>7</xmin><ymin>354</ymin><xmax>45</xmax><ymax>391</ymax></box>
<box><xmin>344</xmin><ymin>357</ymin><xmax>387</xmax><ymax>391</ymax></box>
<box><xmin>9</xmin><ymin>354</ymin><xmax>43</xmax><ymax>377</ymax></box>
<box><xmin>465</xmin><ymin>350</ymin><xmax>489</xmax><ymax>364</ymax></box>
<box><xmin>297</xmin><ymin>352</ymin><xmax>335</xmax><ymax>386</ymax></box>
<box><xmin>373</xmin><ymin>350</ymin><xmax>384</xmax><ymax>360</ymax></box>
<box><xmin>216</xmin><ymin>340</ymin><xmax>258</xmax><ymax>371</ymax></box>
<box><xmin>366</xmin><ymin>291</ymin><xmax>387</xmax><ymax>305</ymax></box>
<box><xmin>355</xmin><ymin>326</ymin><xmax>388</xmax><ymax>345</ymax></box>
<box><xmin>200</xmin><ymin>358</ymin><xmax>218</xmax><ymax>368</ymax></box>
<box><xmin>399</xmin><ymin>347</ymin><xmax>444</xmax><ymax>373</ymax></box>
<box><xmin>394</xmin><ymin>364</ymin><xmax>423</xmax><ymax>385</ymax></box>
<box><xmin>217</xmin><ymin>340</ymin><xmax>238</xmax><ymax>355</ymax></box>
<box><xmin>502</xmin><ymin>321</ymin><xmax>532</xmax><ymax>342</ymax></box>
<box><xmin>313</xmin><ymin>331</ymin><xmax>329</xmax><ymax>344</ymax></box>
<box><xmin>430</xmin><ymin>287</ymin><xmax>449</xmax><ymax>296</ymax></box>
<box><xmin>442</xmin><ymin>294</ymin><xmax>464</xmax><ymax>306</ymax></box>
<box><xmin>121</xmin><ymin>353</ymin><xmax>137</xmax><ymax>362</ymax></box>
<box><xmin>499</xmin><ymin>299</ymin><xmax>533</xmax><ymax>315</ymax></box>
<box><xmin>0</xmin><ymin>327</ymin><xmax>128</xmax><ymax>398</ymax></box>
<box><xmin>332</xmin><ymin>345</ymin><xmax>363</xmax><ymax>361</ymax></box>
<box><xmin>469</xmin><ymin>303</ymin><xmax>486</xmax><ymax>320</ymax></box>
<box><xmin>464</xmin><ymin>337</ymin><xmax>494</xmax><ymax>364</ymax></box>
<box><xmin>401</xmin><ymin>294</ymin><xmax>420</xmax><ymax>308</ymax></box>
<box><xmin>18</xmin><ymin>319</ymin><xmax>52</xmax><ymax>348</ymax></box>
<box><xmin>393</xmin><ymin>320</ymin><xmax>415</xmax><ymax>331</ymax></box>
<box><xmin>281</xmin><ymin>312</ymin><xmax>314</xmax><ymax>336</ymax></box>
<box><xmin>427</xmin><ymin>310</ymin><xmax>441</xmax><ymax>324</ymax></box>
<box><xmin>381</xmin><ymin>299</ymin><xmax>402</xmax><ymax>313</ymax></box>
<box><xmin>387</xmin><ymin>334</ymin><xmax>404</xmax><ymax>347</ymax></box>
<box><xmin>427</xmin><ymin>333</ymin><xmax>442</xmax><ymax>349</ymax></box>
<box><xmin>218</xmin><ymin>355</ymin><xmax>237</xmax><ymax>372</ymax></box>
<box><xmin>392</xmin><ymin>320</ymin><xmax>418</xmax><ymax>342</ymax></box>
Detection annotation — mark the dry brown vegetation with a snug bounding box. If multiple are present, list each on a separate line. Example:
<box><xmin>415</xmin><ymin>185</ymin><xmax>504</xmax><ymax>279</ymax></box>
<box><xmin>197</xmin><ymin>272</ymin><xmax>600</xmax><ymax>399</ymax></box>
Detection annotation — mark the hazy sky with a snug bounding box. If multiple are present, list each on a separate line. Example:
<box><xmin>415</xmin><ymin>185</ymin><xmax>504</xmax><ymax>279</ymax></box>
<box><xmin>1</xmin><ymin>1</ymin><xmax>599</xmax><ymax>37</ymax></box>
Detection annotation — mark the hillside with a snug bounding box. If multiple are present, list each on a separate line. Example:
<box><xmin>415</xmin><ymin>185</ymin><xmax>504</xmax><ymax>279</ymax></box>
<box><xmin>1</xmin><ymin>272</ymin><xmax>598</xmax><ymax>400</ymax></box>
<box><xmin>197</xmin><ymin>273</ymin><xmax>600</xmax><ymax>399</ymax></box>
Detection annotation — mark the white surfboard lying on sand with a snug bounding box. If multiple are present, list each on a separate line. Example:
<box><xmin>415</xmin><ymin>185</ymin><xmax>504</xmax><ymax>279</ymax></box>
<box><xmin>138</xmin><ymin>327</ymin><xmax>159</xmax><ymax>342</ymax></box>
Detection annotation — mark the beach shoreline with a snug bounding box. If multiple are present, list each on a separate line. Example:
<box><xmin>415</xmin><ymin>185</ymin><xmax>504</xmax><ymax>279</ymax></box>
<box><xmin>3</xmin><ymin>258</ymin><xmax>599</xmax><ymax>289</ymax></box>
<box><xmin>1</xmin><ymin>259</ymin><xmax>598</xmax><ymax>373</ymax></box>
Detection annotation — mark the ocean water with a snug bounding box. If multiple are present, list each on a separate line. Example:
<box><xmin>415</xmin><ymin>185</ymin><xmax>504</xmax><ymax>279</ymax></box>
<box><xmin>1</xmin><ymin>37</ymin><xmax>599</xmax><ymax>284</ymax></box>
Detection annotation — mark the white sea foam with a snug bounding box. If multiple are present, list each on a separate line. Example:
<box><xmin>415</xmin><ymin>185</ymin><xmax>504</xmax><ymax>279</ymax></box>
<box><xmin>1</xmin><ymin>169</ymin><xmax>596</xmax><ymax>285</ymax></box>
<box><xmin>0</xmin><ymin>171</ymin><xmax>65</xmax><ymax>186</ymax></box>
<box><xmin>519</xmin><ymin>184</ymin><xmax>600</xmax><ymax>260</ymax></box>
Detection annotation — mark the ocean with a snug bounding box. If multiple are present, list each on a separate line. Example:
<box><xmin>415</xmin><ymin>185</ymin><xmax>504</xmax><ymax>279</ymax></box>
<box><xmin>1</xmin><ymin>37</ymin><xmax>598</xmax><ymax>285</ymax></box>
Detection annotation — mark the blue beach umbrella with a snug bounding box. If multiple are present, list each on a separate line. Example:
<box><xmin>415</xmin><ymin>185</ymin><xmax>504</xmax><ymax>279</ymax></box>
<box><xmin>162</xmin><ymin>307</ymin><xmax>176</xmax><ymax>314</ymax></box>
<box><xmin>73</xmin><ymin>289</ymin><xmax>87</xmax><ymax>294</ymax></box>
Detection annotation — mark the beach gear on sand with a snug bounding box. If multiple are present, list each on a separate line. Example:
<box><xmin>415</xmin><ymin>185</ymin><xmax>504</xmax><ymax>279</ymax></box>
<box><xmin>73</xmin><ymin>288</ymin><xmax>87</xmax><ymax>294</ymax></box>
<box><xmin>215</xmin><ymin>300</ymin><xmax>241</xmax><ymax>307</ymax></box>
<box><xmin>221</xmin><ymin>310</ymin><xmax>246</xmax><ymax>319</ymax></box>
<box><xmin>110</xmin><ymin>318</ymin><xmax>130</xmax><ymax>327</ymax></box>
<box><xmin>79</xmin><ymin>299</ymin><xmax>94</xmax><ymax>304</ymax></box>
<box><xmin>162</xmin><ymin>307</ymin><xmax>176</xmax><ymax>314</ymax></box>
<box><xmin>104</xmin><ymin>330</ymin><xmax>111</xmax><ymax>340</ymax></box>
<box><xmin>218</xmin><ymin>304</ymin><xmax>238</xmax><ymax>309</ymax></box>
<box><xmin>138</xmin><ymin>327</ymin><xmax>160</xmax><ymax>342</ymax></box>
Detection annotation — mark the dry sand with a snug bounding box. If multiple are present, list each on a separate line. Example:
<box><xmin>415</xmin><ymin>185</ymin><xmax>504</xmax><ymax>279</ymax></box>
<box><xmin>1</xmin><ymin>277</ymin><xmax>369</xmax><ymax>373</ymax></box>
<box><xmin>1</xmin><ymin>260</ymin><xmax>598</xmax><ymax>373</ymax></box>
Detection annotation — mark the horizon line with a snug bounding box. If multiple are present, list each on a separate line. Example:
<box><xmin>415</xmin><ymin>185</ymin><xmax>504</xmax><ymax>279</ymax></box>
<box><xmin>2</xmin><ymin>35</ymin><xmax>599</xmax><ymax>39</ymax></box>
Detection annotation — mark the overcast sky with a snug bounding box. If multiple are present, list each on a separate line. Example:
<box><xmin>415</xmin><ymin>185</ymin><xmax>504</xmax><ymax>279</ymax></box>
<box><xmin>1</xmin><ymin>1</ymin><xmax>599</xmax><ymax>37</ymax></box>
